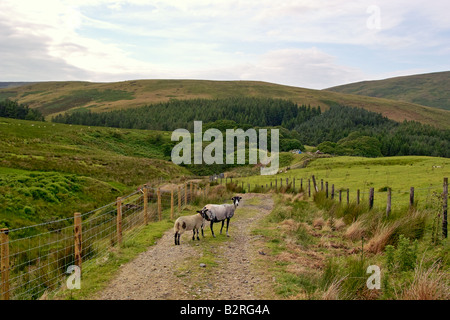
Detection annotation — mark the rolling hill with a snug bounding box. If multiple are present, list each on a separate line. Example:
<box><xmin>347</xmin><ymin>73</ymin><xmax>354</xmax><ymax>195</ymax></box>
<box><xmin>0</xmin><ymin>79</ymin><xmax>449</xmax><ymax>129</ymax></box>
<box><xmin>0</xmin><ymin>116</ymin><xmax>189</xmax><ymax>229</ymax></box>
<box><xmin>326</xmin><ymin>71</ymin><xmax>450</xmax><ymax>111</ymax></box>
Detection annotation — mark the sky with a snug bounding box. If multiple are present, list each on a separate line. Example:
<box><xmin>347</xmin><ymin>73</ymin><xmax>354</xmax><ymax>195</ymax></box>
<box><xmin>1</xmin><ymin>0</ymin><xmax>449</xmax><ymax>89</ymax></box>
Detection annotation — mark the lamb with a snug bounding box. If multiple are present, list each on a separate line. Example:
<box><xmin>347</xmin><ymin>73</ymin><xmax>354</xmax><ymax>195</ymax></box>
<box><xmin>174</xmin><ymin>209</ymin><xmax>208</xmax><ymax>245</ymax></box>
<box><xmin>202</xmin><ymin>196</ymin><xmax>242</xmax><ymax>238</ymax></box>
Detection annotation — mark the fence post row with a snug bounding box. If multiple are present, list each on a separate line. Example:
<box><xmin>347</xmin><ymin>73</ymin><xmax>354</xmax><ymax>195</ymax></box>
<box><xmin>185</xmin><ymin>183</ymin><xmax>188</xmax><ymax>207</ymax></box>
<box><xmin>144</xmin><ymin>185</ymin><xmax>149</xmax><ymax>225</ymax></box>
<box><xmin>74</xmin><ymin>212</ymin><xmax>82</xmax><ymax>273</ymax></box>
<box><xmin>1</xmin><ymin>228</ymin><xmax>10</xmax><ymax>300</ymax></box>
<box><xmin>116</xmin><ymin>197</ymin><xmax>122</xmax><ymax>245</ymax></box>
<box><xmin>171</xmin><ymin>189</ymin><xmax>174</xmax><ymax>220</ymax></box>
<box><xmin>312</xmin><ymin>175</ymin><xmax>318</xmax><ymax>193</ymax></box>
<box><xmin>178</xmin><ymin>186</ymin><xmax>181</xmax><ymax>213</ymax></box>
<box><xmin>369</xmin><ymin>188</ymin><xmax>375</xmax><ymax>209</ymax></box>
<box><xmin>410</xmin><ymin>187</ymin><xmax>415</xmax><ymax>209</ymax></box>
<box><xmin>443</xmin><ymin>177</ymin><xmax>448</xmax><ymax>238</ymax></box>
<box><xmin>157</xmin><ymin>188</ymin><xmax>162</xmax><ymax>221</ymax></box>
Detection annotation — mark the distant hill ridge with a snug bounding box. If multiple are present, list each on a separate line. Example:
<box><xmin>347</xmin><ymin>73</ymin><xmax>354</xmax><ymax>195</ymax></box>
<box><xmin>0</xmin><ymin>77</ymin><xmax>449</xmax><ymax>129</ymax></box>
<box><xmin>326</xmin><ymin>71</ymin><xmax>450</xmax><ymax>111</ymax></box>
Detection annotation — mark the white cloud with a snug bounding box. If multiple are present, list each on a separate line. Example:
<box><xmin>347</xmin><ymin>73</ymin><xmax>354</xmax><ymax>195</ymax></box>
<box><xmin>0</xmin><ymin>0</ymin><xmax>448</xmax><ymax>86</ymax></box>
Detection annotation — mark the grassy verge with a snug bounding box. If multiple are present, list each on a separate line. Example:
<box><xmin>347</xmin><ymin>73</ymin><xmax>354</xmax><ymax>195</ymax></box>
<box><xmin>252</xmin><ymin>192</ymin><xmax>449</xmax><ymax>300</ymax></box>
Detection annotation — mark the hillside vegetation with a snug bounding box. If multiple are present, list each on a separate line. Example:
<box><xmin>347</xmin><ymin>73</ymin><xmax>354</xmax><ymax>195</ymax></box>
<box><xmin>326</xmin><ymin>71</ymin><xmax>450</xmax><ymax>111</ymax></box>
<box><xmin>1</xmin><ymin>79</ymin><xmax>449</xmax><ymax>129</ymax></box>
<box><xmin>53</xmin><ymin>99</ymin><xmax>450</xmax><ymax>158</ymax></box>
<box><xmin>0</xmin><ymin>117</ymin><xmax>189</xmax><ymax>229</ymax></box>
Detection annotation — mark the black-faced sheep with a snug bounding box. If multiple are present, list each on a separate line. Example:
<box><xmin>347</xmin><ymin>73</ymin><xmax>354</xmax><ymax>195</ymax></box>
<box><xmin>174</xmin><ymin>209</ymin><xmax>208</xmax><ymax>245</ymax></box>
<box><xmin>202</xmin><ymin>196</ymin><xmax>242</xmax><ymax>237</ymax></box>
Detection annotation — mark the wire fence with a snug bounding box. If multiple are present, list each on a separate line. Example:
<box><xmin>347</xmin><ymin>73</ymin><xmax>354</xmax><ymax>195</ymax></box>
<box><xmin>1</xmin><ymin>176</ymin><xmax>446</xmax><ymax>300</ymax></box>
<box><xmin>0</xmin><ymin>181</ymin><xmax>209</xmax><ymax>300</ymax></box>
<box><xmin>217</xmin><ymin>175</ymin><xmax>448</xmax><ymax>211</ymax></box>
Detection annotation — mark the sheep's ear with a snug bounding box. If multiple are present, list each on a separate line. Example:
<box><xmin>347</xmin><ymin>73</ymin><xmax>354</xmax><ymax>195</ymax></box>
<box><xmin>239</xmin><ymin>197</ymin><xmax>242</xmax><ymax>200</ymax></box>
<box><xmin>197</xmin><ymin>210</ymin><xmax>202</xmax><ymax>213</ymax></box>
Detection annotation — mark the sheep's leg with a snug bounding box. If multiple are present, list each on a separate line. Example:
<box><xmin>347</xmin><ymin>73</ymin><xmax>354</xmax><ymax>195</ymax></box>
<box><xmin>201</xmin><ymin>225</ymin><xmax>204</xmax><ymax>237</ymax></box>
<box><xmin>174</xmin><ymin>232</ymin><xmax>178</xmax><ymax>245</ymax></box>
<box><xmin>192</xmin><ymin>230</ymin><xmax>196</xmax><ymax>241</ymax></box>
<box><xmin>210</xmin><ymin>221</ymin><xmax>215</xmax><ymax>238</ymax></box>
<box><xmin>226</xmin><ymin>218</ymin><xmax>230</xmax><ymax>237</ymax></box>
<box><xmin>196</xmin><ymin>228</ymin><xmax>200</xmax><ymax>240</ymax></box>
<box><xmin>220</xmin><ymin>220</ymin><xmax>225</xmax><ymax>234</ymax></box>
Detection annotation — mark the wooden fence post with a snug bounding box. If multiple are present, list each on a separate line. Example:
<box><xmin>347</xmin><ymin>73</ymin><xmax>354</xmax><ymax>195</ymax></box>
<box><xmin>331</xmin><ymin>184</ymin><xmax>334</xmax><ymax>200</ymax></box>
<box><xmin>178</xmin><ymin>186</ymin><xmax>181</xmax><ymax>213</ymax></box>
<box><xmin>157</xmin><ymin>188</ymin><xmax>162</xmax><ymax>221</ymax></box>
<box><xmin>443</xmin><ymin>177</ymin><xmax>448</xmax><ymax>238</ymax></box>
<box><xmin>275</xmin><ymin>179</ymin><xmax>278</xmax><ymax>191</ymax></box>
<box><xmin>325</xmin><ymin>181</ymin><xmax>329</xmax><ymax>198</ymax></box>
<box><xmin>321</xmin><ymin>179</ymin><xmax>324</xmax><ymax>191</ymax></box>
<box><xmin>386</xmin><ymin>188</ymin><xmax>392</xmax><ymax>217</ymax></box>
<box><xmin>339</xmin><ymin>190</ymin><xmax>342</xmax><ymax>203</ymax></box>
<box><xmin>184</xmin><ymin>183</ymin><xmax>188</xmax><ymax>206</ymax></box>
<box><xmin>1</xmin><ymin>228</ymin><xmax>10</xmax><ymax>300</ymax></box>
<box><xmin>369</xmin><ymin>188</ymin><xmax>374</xmax><ymax>210</ymax></box>
<box><xmin>312</xmin><ymin>175</ymin><xmax>318</xmax><ymax>193</ymax></box>
<box><xmin>308</xmin><ymin>179</ymin><xmax>311</xmax><ymax>197</ymax></box>
<box><xmin>144</xmin><ymin>186</ymin><xmax>149</xmax><ymax>225</ymax></box>
<box><xmin>190</xmin><ymin>182</ymin><xmax>193</xmax><ymax>202</ymax></box>
<box><xmin>170</xmin><ymin>189</ymin><xmax>174</xmax><ymax>220</ymax></box>
<box><xmin>116</xmin><ymin>197</ymin><xmax>122</xmax><ymax>245</ymax></box>
<box><xmin>346</xmin><ymin>188</ymin><xmax>349</xmax><ymax>205</ymax></box>
<box><xmin>357</xmin><ymin>189</ymin><xmax>360</xmax><ymax>205</ymax></box>
<box><xmin>409</xmin><ymin>187</ymin><xmax>415</xmax><ymax>209</ymax></box>
<box><xmin>74</xmin><ymin>213</ymin><xmax>82</xmax><ymax>273</ymax></box>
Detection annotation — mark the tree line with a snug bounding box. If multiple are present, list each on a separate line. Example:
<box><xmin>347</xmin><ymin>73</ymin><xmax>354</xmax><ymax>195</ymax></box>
<box><xmin>0</xmin><ymin>99</ymin><xmax>44</xmax><ymax>121</ymax></box>
<box><xmin>51</xmin><ymin>97</ymin><xmax>321</xmax><ymax>131</ymax></box>
<box><xmin>51</xmin><ymin>97</ymin><xmax>450</xmax><ymax>158</ymax></box>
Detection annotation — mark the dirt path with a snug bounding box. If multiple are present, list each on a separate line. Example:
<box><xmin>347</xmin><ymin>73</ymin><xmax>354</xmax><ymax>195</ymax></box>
<box><xmin>96</xmin><ymin>193</ymin><xmax>274</xmax><ymax>300</ymax></box>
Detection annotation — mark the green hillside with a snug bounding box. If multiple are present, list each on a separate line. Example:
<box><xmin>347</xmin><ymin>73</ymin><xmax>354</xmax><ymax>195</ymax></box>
<box><xmin>1</xmin><ymin>79</ymin><xmax>449</xmax><ymax>129</ymax></box>
<box><xmin>326</xmin><ymin>71</ymin><xmax>450</xmax><ymax>111</ymax></box>
<box><xmin>0</xmin><ymin>117</ymin><xmax>189</xmax><ymax>229</ymax></box>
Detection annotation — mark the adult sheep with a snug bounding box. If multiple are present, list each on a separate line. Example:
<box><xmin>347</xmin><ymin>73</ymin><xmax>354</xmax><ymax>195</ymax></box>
<box><xmin>174</xmin><ymin>209</ymin><xmax>208</xmax><ymax>245</ymax></box>
<box><xmin>203</xmin><ymin>196</ymin><xmax>242</xmax><ymax>237</ymax></box>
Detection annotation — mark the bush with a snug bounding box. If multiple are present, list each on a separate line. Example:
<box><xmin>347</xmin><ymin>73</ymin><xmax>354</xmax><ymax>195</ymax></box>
<box><xmin>29</xmin><ymin>187</ymin><xmax>59</xmax><ymax>203</ymax></box>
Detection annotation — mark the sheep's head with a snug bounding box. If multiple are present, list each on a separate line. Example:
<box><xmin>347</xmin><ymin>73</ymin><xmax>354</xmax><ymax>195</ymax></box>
<box><xmin>197</xmin><ymin>208</ymin><xmax>210</xmax><ymax>221</ymax></box>
<box><xmin>232</xmin><ymin>196</ymin><xmax>242</xmax><ymax>207</ymax></box>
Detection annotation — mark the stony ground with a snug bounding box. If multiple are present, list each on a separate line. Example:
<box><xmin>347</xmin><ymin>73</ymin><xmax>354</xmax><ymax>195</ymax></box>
<box><xmin>96</xmin><ymin>193</ymin><xmax>275</xmax><ymax>300</ymax></box>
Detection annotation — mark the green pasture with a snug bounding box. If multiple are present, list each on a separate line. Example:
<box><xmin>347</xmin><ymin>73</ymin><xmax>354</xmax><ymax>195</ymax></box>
<box><xmin>235</xmin><ymin>155</ymin><xmax>449</xmax><ymax>210</ymax></box>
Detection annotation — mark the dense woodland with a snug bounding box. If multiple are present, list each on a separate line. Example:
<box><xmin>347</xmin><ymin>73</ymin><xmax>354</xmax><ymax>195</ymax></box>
<box><xmin>52</xmin><ymin>97</ymin><xmax>321</xmax><ymax>131</ymax></box>
<box><xmin>0</xmin><ymin>99</ymin><xmax>44</xmax><ymax>121</ymax></box>
<box><xmin>51</xmin><ymin>97</ymin><xmax>450</xmax><ymax>158</ymax></box>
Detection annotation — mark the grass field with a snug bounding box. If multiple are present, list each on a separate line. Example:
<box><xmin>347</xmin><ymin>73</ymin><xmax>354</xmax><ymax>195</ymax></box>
<box><xmin>235</xmin><ymin>155</ymin><xmax>450</xmax><ymax>210</ymax></box>
<box><xmin>1</xmin><ymin>79</ymin><xmax>449</xmax><ymax>129</ymax></box>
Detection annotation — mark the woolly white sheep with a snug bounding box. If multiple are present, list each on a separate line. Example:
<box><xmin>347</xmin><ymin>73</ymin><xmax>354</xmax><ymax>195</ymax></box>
<box><xmin>174</xmin><ymin>209</ymin><xmax>208</xmax><ymax>245</ymax></box>
<box><xmin>202</xmin><ymin>196</ymin><xmax>242</xmax><ymax>237</ymax></box>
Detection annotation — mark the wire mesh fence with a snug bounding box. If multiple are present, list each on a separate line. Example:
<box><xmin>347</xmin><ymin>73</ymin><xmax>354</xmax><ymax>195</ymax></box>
<box><xmin>1</xmin><ymin>177</ymin><xmax>446</xmax><ymax>300</ymax></box>
<box><xmin>0</xmin><ymin>181</ymin><xmax>206</xmax><ymax>300</ymax></box>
